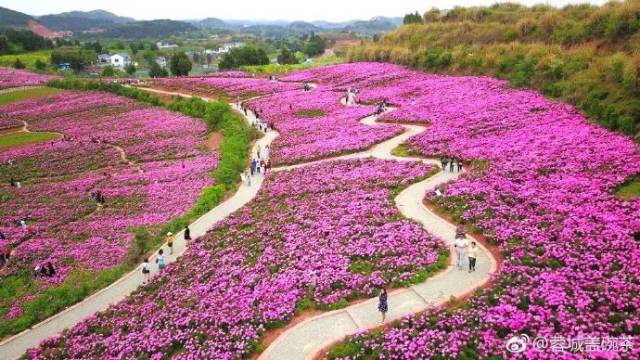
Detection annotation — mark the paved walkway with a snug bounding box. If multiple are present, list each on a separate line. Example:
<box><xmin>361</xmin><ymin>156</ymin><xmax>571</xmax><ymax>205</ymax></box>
<box><xmin>0</xmin><ymin>99</ymin><xmax>278</xmax><ymax>360</ymax></box>
<box><xmin>261</xmin><ymin>103</ymin><xmax>498</xmax><ymax>360</ymax></box>
<box><xmin>0</xmin><ymin>85</ymin><xmax>497</xmax><ymax>360</ymax></box>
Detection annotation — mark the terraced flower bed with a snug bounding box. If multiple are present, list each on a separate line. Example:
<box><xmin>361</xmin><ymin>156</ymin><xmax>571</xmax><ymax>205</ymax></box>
<box><xmin>0</xmin><ymin>68</ymin><xmax>56</xmax><ymax>90</ymax></box>
<box><xmin>0</xmin><ymin>90</ymin><xmax>218</xmax><ymax>337</ymax></box>
<box><xmin>27</xmin><ymin>159</ymin><xmax>445</xmax><ymax>359</ymax></box>
<box><xmin>245</xmin><ymin>88</ymin><xmax>402</xmax><ymax>165</ymax></box>
<box><xmin>283</xmin><ymin>63</ymin><xmax>640</xmax><ymax>358</ymax></box>
<box><xmin>152</xmin><ymin>76</ymin><xmax>301</xmax><ymax>99</ymax></box>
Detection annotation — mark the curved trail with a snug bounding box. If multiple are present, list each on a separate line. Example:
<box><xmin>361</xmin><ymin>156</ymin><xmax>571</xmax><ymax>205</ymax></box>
<box><xmin>0</xmin><ymin>85</ymin><xmax>497</xmax><ymax>360</ymax></box>
<box><xmin>0</xmin><ymin>97</ymin><xmax>278</xmax><ymax>360</ymax></box>
<box><xmin>260</xmin><ymin>101</ymin><xmax>498</xmax><ymax>360</ymax></box>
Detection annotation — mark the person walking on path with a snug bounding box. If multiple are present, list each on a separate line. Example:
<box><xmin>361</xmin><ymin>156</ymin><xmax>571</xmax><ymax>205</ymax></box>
<box><xmin>184</xmin><ymin>226</ymin><xmax>191</xmax><ymax>241</ymax></box>
<box><xmin>256</xmin><ymin>145</ymin><xmax>261</xmax><ymax>159</ymax></box>
<box><xmin>240</xmin><ymin>172</ymin><xmax>247</xmax><ymax>186</ymax></box>
<box><xmin>468</xmin><ymin>241</ymin><xmax>478</xmax><ymax>272</ymax></box>
<box><xmin>378</xmin><ymin>288</ymin><xmax>388</xmax><ymax>323</ymax></box>
<box><xmin>250</xmin><ymin>159</ymin><xmax>257</xmax><ymax>176</ymax></box>
<box><xmin>246</xmin><ymin>170</ymin><xmax>252</xmax><ymax>187</ymax></box>
<box><xmin>166</xmin><ymin>232</ymin><xmax>174</xmax><ymax>255</ymax></box>
<box><xmin>450</xmin><ymin>158</ymin><xmax>456</xmax><ymax>173</ymax></box>
<box><xmin>441</xmin><ymin>157</ymin><xmax>448</xmax><ymax>172</ymax></box>
<box><xmin>156</xmin><ymin>249</ymin><xmax>166</xmax><ymax>271</ymax></box>
<box><xmin>141</xmin><ymin>258</ymin><xmax>150</xmax><ymax>283</ymax></box>
<box><xmin>454</xmin><ymin>234</ymin><xmax>469</xmax><ymax>270</ymax></box>
<box><xmin>457</xmin><ymin>159</ymin><xmax>463</xmax><ymax>172</ymax></box>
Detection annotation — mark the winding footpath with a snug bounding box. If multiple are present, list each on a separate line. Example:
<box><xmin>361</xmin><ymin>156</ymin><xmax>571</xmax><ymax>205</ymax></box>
<box><xmin>0</xmin><ymin>85</ymin><xmax>497</xmax><ymax>360</ymax></box>
<box><xmin>260</xmin><ymin>103</ymin><xmax>498</xmax><ymax>360</ymax></box>
<box><xmin>0</xmin><ymin>96</ymin><xmax>277</xmax><ymax>360</ymax></box>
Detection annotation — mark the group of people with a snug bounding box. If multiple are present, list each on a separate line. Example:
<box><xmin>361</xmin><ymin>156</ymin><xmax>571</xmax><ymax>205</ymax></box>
<box><xmin>241</xmin><ymin>145</ymin><xmax>271</xmax><ymax>187</ymax></box>
<box><xmin>9</xmin><ymin>177</ymin><xmax>21</xmax><ymax>188</ymax></box>
<box><xmin>303</xmin><ymin>83</ymin><xmax>313</xmax><ymax>92</ymax></box>
<box><xmin>440</xmin><ymin>156</ymin><xmax>463</xmax><ymax>173</ymax></box>
<box><xmin>34</xmin><ymin>261</ymin><xmax>56</xmax><ymax>277</ymax></box>
<box><xmin>454</xmin><ymin>226</ymin><xmax>478</xmax><ymax>272</ymax></box>
<box><xmin>91</xmin><ymin>190</ymin><xmax>106</xmax><ymax>205</ymax></box>
<box><xmin>141</xmin><ymin>225</ymin><xmax>191</xmax><ymax>284</ymax></box>
<box><xmin>375</xmin><ymin>99</ymin><xmax>390</xmax><ymax>114</ymax></box>
<box><xmin>345</xmin><ymin>88</ymin><xmax>359</xmax><ymax>106</ymax></box>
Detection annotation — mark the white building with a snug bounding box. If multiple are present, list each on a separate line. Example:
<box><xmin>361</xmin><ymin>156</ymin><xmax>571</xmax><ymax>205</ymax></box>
<box><xmin>156</xmin><ymin>41</ymin><xmax>178</xmax><ymax>49</ymax></box>
<box><xmin>156</xmin><ymin>56</ymin><xmax>167</xmax><ymax>68</ymax></box>
<box><xmin>110</xmin><ymin>53</ymin><xmax>131</xmax><ymax>68</ymax></box>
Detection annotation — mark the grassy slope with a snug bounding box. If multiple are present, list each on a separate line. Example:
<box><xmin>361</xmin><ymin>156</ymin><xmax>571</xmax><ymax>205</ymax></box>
<box><xmin>0</xmin><ymin>132</ymin><xmax>60</xmax><ymax>150</ymax></box>
<box><xmin>0</xmin><ymin>50</ymin><xmax>51</xmax><ymax>70</ymax></box>
<box><xmin>0</xmin><ymin>87</ymin><xmax>61</xmax><ymax>105</ymax></box>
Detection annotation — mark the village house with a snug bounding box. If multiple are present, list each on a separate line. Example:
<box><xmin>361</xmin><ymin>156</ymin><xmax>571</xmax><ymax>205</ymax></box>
<box><xmin>109</xmin><ymin>53</ymin><xmax>131</xmax><ymax>68</ymax></box>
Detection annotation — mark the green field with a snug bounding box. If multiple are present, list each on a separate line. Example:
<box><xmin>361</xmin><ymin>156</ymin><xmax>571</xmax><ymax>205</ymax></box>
<box><xmin>0</xmin><ymin>50</ymin><xmax>51</xmax><ymax>71</ymax></box>
<box><xmin>242</xmin><ymin>55</ymin><xmax>343</xmax><ymax>74</ymax></box>
<box><xmin>616</xmin><ymin>178</ymin><xmax>640</xmax><ymax>200</ymax></box>
<box><xmin>0</xmin><ymin>132</ymin><xmax>60</xmax><ymax>150</ymax></box>
<box><xmin>0</xmin><ymin>87</ymin><xmax>62</xmax><ymax>105</ymax></box>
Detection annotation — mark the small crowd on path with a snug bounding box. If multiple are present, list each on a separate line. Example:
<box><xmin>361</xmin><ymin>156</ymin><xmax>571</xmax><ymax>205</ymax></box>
<box><xmin>377</xmin><ymin>226</ymin><xmax>480</xmax><ymax>323</ymax></box>
<box><xmin>141</xmin><ymin>226</ymin><xmax>191</xmax><ymax>284</ymax></box>
<box><xmin>440</xmin><ymin>156</ymin><xmax>463</xmax><ymax>173</ymax></box>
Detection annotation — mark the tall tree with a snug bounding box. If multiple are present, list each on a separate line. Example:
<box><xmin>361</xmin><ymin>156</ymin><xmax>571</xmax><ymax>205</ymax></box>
<box><xmin>277</xmin><ymin>47</ymin><xmax>299</xmax><ymax>65</ymax></box>
<box><xmin>170</xmin><ymin>52</ymin><xmax>192</xmax><ymax>76</ymax></box>
<box><xmin>149</xmin><ymin>62</ymin><xmax>169</xmax><ymax>78</ymax></box>
<box><xmin>403</xmin><ymin>11</ymin><xmax>423</xmax><ymax>24</ymax></box>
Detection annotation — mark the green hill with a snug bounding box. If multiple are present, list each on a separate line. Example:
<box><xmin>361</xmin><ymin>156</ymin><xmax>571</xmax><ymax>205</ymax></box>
<box><xmin>39</xmin><ymin>10</ymin><xmax>134</xmax><ymax>32</ymax></box>
<box><xmin>349</xmin><ymin>1</ymin><xmax>640</xmax><ymax>139</ymax></box>
<box><xmin>101</xmin><ymin>19</ymin><xmax>196</xmax><ymax>38</ymax></box>
<box><xmin>0</xmin><ymin>6</ymin><xmax>35</xmax><ymax>29</ymax></box>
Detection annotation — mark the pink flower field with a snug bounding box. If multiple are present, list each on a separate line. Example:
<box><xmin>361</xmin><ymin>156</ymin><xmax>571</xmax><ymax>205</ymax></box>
<box><xmin>28</xmin><ymin>159</ymin><xmax>445</xmax><ymax>359</ymax></box>
<box><xmin>0</xmin><ymin>91</ymin><xmax>217</xmax><ymax>325</ymax></box>
<box><xmin>13</xmin><ymin>61</ymin><xmax>640</xmax><ymax>359</ymax></box>
<box><xmin>246</xmin><ymin>87</ymin><xmax>403</xmax><ymax>164</ymax></box>
<box><xmin>285</xmin><ymin>63</ymin><xmax>640</xmax><ymax>358</ymax></box>
<box><xmin>0</xmin><ymin>68</ymin><xmax>56</xmax><ymax>90</ymax></box>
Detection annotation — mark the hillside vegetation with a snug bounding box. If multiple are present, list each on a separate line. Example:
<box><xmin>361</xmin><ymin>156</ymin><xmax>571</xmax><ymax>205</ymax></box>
<box><xmin>348</xmin><ymin>1</ymin><xmax>640</xmax><ymax>139</ymax></box>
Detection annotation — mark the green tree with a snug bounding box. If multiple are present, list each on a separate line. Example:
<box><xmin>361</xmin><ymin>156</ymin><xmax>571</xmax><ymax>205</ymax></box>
<box><xmin>34</xmin><ymin>59</ymin><xmax>47</xmax><ymax>71</ymax></box>
<box><xmin>423</xmin><ymin>8</ymin><xmax>441</xmax><ymax>22</ymax></box>
<box><xmin>170</xmin><ymin>52</ymin><xmax>192</xmax><ymax>76</ymax></box>
<box><xmin>0</xmin><ymin>36</ymin><xmax>11</xmax><ymax>55</ymax></box>
<box><xmin>303</xmin><ymin>34</ymin><xmax>326</xmax><ymax>57</ymax></box>
<box><xmin>13</xmin><ymin>58</ymin><xmax>25</xmax><ymax>69</ymax></box>
<box><xmin>277</xmin><ymin>47</ymin><xmax>298</xmax><ymax>65</ymax></box>
<box><xmin>403</xmin><ymin>11</ymin><xmax>423</xmax><ymax>24</ymax></box>
<box><xmin>219</xmin><ymin>46</ymin><xmax>270</xmax><ymax>70</ymax></box>
<box><xmin>148</xmin><ymin>62</ymin><xmax>169</xmax><ymax>78</ymax></box>
<box><xmin>101</xmin><ymin>66</ymin><xmax>116</xmax><ymax>77</ymax></box>
<box><xmin>125</xmin><ymin>63</ymin><xmax>137</xmax><ymax>76</ymax></box>
<box><xmin>50</xmin><ymin>48</ymin><xmax>96</xmax><ymax>72</ymax></box>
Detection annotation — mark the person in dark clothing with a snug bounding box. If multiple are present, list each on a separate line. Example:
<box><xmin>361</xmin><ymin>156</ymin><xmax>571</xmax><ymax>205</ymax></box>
<box><xmin>184</xmin><ymin>226</ymin><xmax>191</xmax><ymax>241</ymax></box>
<box><xmin>378</xmin><ymin>288</ymin><xmax>388</xmax><ymax>323</ymax></box>
<box><xmin>457</xmin><ymin>159</ymin><xmax>463</xmax><ymax>172</ymax></box>
<box><xmin>441</xmin><ymin>157</ymin><xmax>448</xmax><ymax>171</ymax></box>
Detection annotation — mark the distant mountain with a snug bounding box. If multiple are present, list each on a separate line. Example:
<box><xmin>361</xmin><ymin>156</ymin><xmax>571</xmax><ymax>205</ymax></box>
<box><xmin>0</xmin><ymin>6</ymin><xmax>69</xmax><ymax>38</ymax></box>
<box><xmin>193</xmin><ymin>17</ymin><xmax>227</xmax><ymax>29</ymax></box>
<box><xmin>288</xmin><ymin>21</ymin><xmax>322</xmax><ymax>33</ymax></box>
<box><xmin>342</xmin><ymin>17</ymin><xmax>402</xmax><ymax>34</ymax></box>
<box><xmin>38</xmin><ymin>10</ymin><xmax>134</xmax><ymax>32</ymax></box>
<box><xmin>0</xmin><ymin>6</ymin><xmax>35</xmax><ymax>29</ymax></box>
<box><xmin>101</xmin><ymin>19</ymin><xmax>197</xmax><ymax>39</ymax></box>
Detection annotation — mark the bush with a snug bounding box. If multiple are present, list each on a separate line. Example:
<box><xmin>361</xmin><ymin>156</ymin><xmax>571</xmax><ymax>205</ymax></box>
<box><xmin>12</xmin><ymin>58</ymin><xmax>25</xmax><ymax>69</ymax></box>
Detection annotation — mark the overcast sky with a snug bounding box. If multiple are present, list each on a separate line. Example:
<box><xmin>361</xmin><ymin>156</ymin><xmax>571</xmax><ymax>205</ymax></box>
<box><xmin>0</xmin><ymin>0</ymin><xmax>610</xmax><ymax>22</ymax></box>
